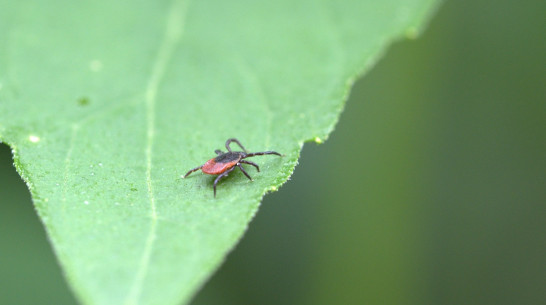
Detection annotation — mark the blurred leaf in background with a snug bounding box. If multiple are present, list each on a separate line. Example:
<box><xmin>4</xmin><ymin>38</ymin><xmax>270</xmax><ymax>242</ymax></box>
<box><xmin>1</xmin><ymin>0</ymin><xmax>545</xmax><ymax>304</ymax></box>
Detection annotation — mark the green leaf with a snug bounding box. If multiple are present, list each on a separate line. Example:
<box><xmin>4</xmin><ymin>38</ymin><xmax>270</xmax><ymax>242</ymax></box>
<box><xmin>0</xmin><ymin>0</ymin><xmax>439</xmax><ymax>304</ymax></box>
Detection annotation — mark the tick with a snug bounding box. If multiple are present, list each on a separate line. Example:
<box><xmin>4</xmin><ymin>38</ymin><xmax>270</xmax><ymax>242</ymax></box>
<box><xmin>183</xmin><ymin>138</ymin><xmax>282</xmax><ymax>197</ymax></box>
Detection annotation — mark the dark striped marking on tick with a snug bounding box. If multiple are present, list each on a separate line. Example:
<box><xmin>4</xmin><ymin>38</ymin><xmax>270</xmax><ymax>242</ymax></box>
<box><xmin>184</xmin><ymin>138</ymin><xmax>282</xmax><ymax>197</ymax></box>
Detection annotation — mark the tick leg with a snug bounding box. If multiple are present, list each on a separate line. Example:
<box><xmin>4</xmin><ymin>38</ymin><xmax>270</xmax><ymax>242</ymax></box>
<box><xmin>213</xmin><ymin>166</ymin><xmax>236</xmax><ymax>197</ymax></box>
<box><xmin>183</xmin><ymin>165</ymin><xmax>203</xmax><ymax>178</ymax></box>
<box><xmin>237</xmin><ymin>163</ymin><xmax>253</xmax><ymax>181</ymax></box>
<box><xmin>240</xmin><ymin>160</ymin><xmax>260</xmax><ymax>172</ymax></box>
<box><xmin>225</xmin><ymin>138</ymin><xmax>247</xmax><ymax>153</ymax></box>
<box><xmin>215</xmin><ymin>149</ymin><xmax>223</xmax><ymax>155</ymax></box>
<box><xmin>243</xmin><ymin>151</ymin><xmax>283</xmax><ymax>158</ymax></box>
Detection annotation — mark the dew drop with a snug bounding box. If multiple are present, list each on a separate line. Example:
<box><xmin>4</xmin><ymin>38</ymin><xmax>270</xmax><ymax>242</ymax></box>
<box><xmin>89</xmin><ymin>59</ymin><xmax>103</xmax><ymax>72</ymax></box>
<box><xmin>29</xmin><ymin>135</ymin><xmax>40</xmax><ymax>143</ymax></box>
<box><xmin>84</xmin><ymin>200</ymin><xmax>89</xmax><ymax>205</ymax></box>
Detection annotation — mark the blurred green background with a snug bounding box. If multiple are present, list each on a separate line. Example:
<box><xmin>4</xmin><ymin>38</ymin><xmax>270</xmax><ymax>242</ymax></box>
<box><xmin>1</xmin><ymin>0</ymin><xmax>544</xmax><ymax>304</ymax></box>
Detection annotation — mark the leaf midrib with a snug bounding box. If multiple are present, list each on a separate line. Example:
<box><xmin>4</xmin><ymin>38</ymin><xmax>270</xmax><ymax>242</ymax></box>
<box><xmin>124</xmin><ymin>1</ymin><xmax>191</xmax><ymax>304</ymax></box>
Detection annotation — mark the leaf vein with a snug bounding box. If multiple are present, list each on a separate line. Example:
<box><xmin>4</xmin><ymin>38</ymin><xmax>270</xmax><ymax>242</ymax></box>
<box><xmin>61</xmin><ymin>124</ymin><xmax>79</xmax><ymax>206</ymax></box>
<box><xmin>124</xmin><ymin>0</ymin><xmax>190</xmax><ymax>303</ymax></box>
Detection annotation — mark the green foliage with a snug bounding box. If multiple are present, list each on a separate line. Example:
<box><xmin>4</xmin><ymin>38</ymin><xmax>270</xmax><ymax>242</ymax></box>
<box><xmin>0</xmin><ymin>0</ymin><xmax>439</xmax><ymax>304</ymax></box>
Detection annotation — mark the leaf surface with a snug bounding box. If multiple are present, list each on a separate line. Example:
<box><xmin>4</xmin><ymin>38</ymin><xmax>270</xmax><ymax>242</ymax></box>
<box><xmin>0</xmin><ymin>0</ymin><xmax>439</xmax><ymax>304</ymax></box>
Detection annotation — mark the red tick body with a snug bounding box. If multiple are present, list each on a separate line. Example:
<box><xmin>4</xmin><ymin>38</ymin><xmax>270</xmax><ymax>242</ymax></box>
<box><xmin>183</xmin><ymin>138</ymin><xmax>282</xmax><ymax>197</ymax></box>
<box><xmin>201</xmin><ymin>152</ymin><xmax>243</xmax><ymax>175</ymax></box>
